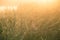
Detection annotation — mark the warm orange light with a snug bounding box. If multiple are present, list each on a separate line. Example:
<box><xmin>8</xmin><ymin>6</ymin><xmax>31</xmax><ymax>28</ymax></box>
<box><xmin>36</xmin><ymin>0</ymin><xmax>57</xmax><ymax>4</ymax></box>
<box><xmin>0</xmin><ymin>6</ymin><xmax>17</xmax><ymax>12</ymax></box>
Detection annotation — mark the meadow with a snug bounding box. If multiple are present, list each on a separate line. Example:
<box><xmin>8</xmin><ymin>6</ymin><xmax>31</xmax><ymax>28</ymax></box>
<box><xmin>0</xmin><ymin>2</ymin><xmax>60</xmax><ymax>40</ymax></box>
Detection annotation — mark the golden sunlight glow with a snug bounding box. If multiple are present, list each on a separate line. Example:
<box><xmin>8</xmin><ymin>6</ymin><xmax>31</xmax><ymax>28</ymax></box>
<box><xmin>0</xmin><ymin>0</ymin><xmax>59</xmax><ymax>13</ymax></box>
<box><xmin>7</xmin><ymin>0</ymin><xmax>18</xmax><ymax>5</ymax></box>
<box><xmin>0</xmin><ymin>6</ymin><xmax>17</xmax><ymax>12</ymax></box>
<box><xmin>20</xmin><ymin>0</ymin><xmax>58</xmax><ymax>10</ymax></box>
<box><xmin>38</xmin><ymin>0</ymin><xmax>57</xmax><ymax>3</ymax></box>
<box><xmin>20</xmin><ymin>0</ymin><xmax>57</xmax><ymax>3</ymax></box>
<box><xmin>20</xmin><ymin>0</ymin><xmax>58</xmax><ymax>13</ymax></box>
<box><xmin>36</xmin><ymin>0</ymin><xmax>58</xmax><ymax>5</ymax></box>
<box><xmin>37</xmin><ymin>0</ymin><xmax>58</xmax><ymax>8</ymax></box>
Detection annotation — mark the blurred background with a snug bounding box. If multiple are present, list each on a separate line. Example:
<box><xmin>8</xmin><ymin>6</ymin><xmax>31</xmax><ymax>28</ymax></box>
<box><xmin>0</xmin><ymin>0</ymin><xmax>60</xmax><ymax>40</ymax></box>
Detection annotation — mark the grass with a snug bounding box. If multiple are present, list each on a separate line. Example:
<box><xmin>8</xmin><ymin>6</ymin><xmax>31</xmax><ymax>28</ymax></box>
<box><xmin>0</xmin><ymin>10</ymin><xmax>60</xmax><ymax>40</ymax></box>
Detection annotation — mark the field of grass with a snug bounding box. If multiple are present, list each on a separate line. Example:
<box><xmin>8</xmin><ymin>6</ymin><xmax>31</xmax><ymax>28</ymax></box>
<box><xmin>0</xmin><ymin>2</ymin><xmax>60</xmax><ymax>40</ymax></box>
<box><xmin>0</xmin><ymin>9</ymin><xmax>60</xmax><ymax>40</ymax></box>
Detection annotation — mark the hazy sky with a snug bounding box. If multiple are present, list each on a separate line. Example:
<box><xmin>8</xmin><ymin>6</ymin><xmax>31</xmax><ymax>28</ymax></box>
<box><xmin>0</xmin><ymin>0</ymin><xmax>59</xmax><ymax>6</ymax></box>
<box><xmin>0</xmin><ymin>0</ymin><xmax>60</xmax><ymax>12</ymax></box>
<box><xmin>0</xmin><ymin>0</ymin><xmax>20</xmax><ymax>6</ymax></box>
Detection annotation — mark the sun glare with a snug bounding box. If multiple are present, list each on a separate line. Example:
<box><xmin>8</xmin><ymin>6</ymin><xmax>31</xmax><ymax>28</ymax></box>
<box><xmin>0</xmin><ymin>0</ymin><xmax>58</xmax><ymax>12</ymax></box>
<box><xmin>0</xmin><ymin>6</ymin><xmax>17</xmax><ymax>12</ymax></box>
